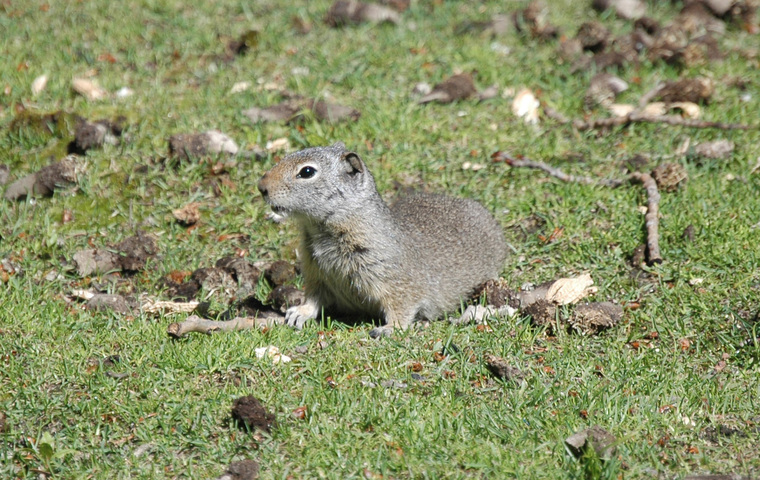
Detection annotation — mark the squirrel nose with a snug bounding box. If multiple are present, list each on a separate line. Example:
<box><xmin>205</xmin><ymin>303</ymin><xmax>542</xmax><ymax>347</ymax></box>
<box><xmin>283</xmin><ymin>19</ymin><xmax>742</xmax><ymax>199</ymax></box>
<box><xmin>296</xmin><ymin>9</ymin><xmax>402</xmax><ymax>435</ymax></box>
<box><xmin>257</xmin><ymin>176</ymin><xmax>268</xmax><ymax>198</ymax></box>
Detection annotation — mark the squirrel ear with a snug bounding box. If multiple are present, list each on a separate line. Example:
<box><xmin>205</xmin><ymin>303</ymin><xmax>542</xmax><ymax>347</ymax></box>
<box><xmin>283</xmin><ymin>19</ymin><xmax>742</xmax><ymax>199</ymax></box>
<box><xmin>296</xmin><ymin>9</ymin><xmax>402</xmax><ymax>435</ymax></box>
<box><xmin>342</xmin><ymin>152</ymin><xmax>364</xmax><ymax>175</ymax></box>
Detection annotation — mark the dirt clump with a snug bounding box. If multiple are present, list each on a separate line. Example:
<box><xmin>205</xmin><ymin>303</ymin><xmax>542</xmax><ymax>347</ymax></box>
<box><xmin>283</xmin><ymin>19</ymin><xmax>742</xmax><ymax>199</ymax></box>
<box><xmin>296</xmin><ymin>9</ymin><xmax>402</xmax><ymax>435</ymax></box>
<box><xmin>484</xmin><ymin>354</ymin><xmax>526</xmax><ymax>383</ymax></box>
<box><xmin>115</xmin><ymin>233</ymin><xmax>158</xmax><ymax>272</ymax></box>
<box><xmin>524</xmin><ymin>298</ymin><xmax>557</xmax><ymax>329</ymax></box>
<box><xmin>473</xmin><ymin>278</ymin><xmax>520</xmax><ymax>309</ymax></box>
<box><xmin>86</xmin><ymin>294</ymin><xmax>137</xmax><ymax>314</ymax></box>
<box><xmin>418</xmin><ymin>73</ymin><xmax>477</xmax><ymax>104</ymax></box>
<box><xmin>218</xmin><ymin>459</ymin><xmax>260</xmax><ymax>480</ymax></box>
<box><xmin>231</xmin><ymin>396</ymin><xmax>276</xmax><ymax>433</ymax></box>
<box><xmin>4</xmin><ymin>156</ymin><xmax>81</xmax><ymax>201</ymax></box>
<box><xmin>264</xmin><ymin>261</ymin><xmax>297</xmax><ymax>287</ymax></box>
<box><xmin>73</xmin><ymin>232</ymin><xmax>157</xmax><ymax>277</ymax></box>
<box><xmin>569</xmin><ymin>302</ymin><xmax>624</xmax><ymax>334</ymax></box>
<box><xmin>267</xmin><ymin>285</ymin><xmax>305</xmax><ymax>312</ymax></box>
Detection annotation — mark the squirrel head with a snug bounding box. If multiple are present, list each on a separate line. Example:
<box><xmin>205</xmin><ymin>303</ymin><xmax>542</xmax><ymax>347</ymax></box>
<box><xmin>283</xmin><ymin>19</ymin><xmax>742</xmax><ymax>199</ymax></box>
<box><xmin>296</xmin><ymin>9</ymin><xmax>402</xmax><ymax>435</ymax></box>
<box><xmin>258</xmin><ymin>142</ymin><xmax>379</xmax><ymax>223</ymax></box>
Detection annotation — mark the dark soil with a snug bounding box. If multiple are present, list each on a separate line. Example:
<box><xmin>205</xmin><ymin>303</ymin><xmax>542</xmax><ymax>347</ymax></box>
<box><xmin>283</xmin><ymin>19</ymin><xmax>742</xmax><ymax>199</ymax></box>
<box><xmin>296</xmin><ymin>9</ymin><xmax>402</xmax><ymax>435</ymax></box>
<box><xmin>264</xmin><ymin>260</ymin><xmax>297</xmax><ymax>287</ymax></box>
<box><xmin>224</xmin><ymin>459</ymin><xmax>260</xmax><ymax>480</ymax></box>
<box><xmin>484</xmin><ymin>354</ymin><xmax>526</xmax><ymax>383</ymax></box>
<box><xmin>231</xmin><ymin>396</ymin><xmax>276</xmax><ymax>433</ymax></box>
<box><xmin>267</xmin><ymin>285</ymin><xmax>305</xmax><ymax>312</ymax></box>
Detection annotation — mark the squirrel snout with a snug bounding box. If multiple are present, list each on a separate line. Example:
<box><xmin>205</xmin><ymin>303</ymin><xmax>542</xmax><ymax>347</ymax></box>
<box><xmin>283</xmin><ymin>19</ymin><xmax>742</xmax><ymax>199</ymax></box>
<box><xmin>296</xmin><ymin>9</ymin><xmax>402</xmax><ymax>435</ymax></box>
<box><xmin>257</xmin><ymin>176</ymin><xmax>269</xmax><ymax>199</ymax></box>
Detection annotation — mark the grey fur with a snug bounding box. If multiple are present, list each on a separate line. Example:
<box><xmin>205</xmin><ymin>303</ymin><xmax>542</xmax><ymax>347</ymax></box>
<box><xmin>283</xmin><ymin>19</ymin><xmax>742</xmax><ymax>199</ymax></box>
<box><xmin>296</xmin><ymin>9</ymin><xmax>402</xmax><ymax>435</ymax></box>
<box><xmin>258</xmin><ymin>142</ymin><xmax>507</xmax><ymax>336</ymax></box>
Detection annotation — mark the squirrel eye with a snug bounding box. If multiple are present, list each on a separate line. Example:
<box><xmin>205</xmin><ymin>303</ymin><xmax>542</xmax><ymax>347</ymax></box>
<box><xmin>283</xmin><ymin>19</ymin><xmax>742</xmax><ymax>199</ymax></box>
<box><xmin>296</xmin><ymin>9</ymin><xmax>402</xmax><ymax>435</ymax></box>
<box><xmin>297</xmin><ymin>166</ymin><xmax>317</xmax><ymax>179</ymax></box>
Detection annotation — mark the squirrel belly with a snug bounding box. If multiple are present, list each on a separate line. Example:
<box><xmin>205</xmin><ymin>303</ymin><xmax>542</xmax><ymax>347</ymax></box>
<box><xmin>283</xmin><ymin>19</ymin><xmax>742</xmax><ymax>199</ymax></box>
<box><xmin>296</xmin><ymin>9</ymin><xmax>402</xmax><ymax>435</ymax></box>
<box><xmin>258</xmin><ymin>142</ymin><xmax>508</xmax><ymax>335</ymax></box>
<box><xmin>297</xmin><ymin>214</ymin><xmax>393</xmax><ymax>320</ymax></box>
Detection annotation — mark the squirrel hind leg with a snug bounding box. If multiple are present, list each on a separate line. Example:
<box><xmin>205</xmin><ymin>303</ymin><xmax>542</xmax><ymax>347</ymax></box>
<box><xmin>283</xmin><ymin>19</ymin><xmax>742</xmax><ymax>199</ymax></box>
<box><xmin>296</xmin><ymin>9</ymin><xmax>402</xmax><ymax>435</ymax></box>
<box><xmin>285</xmin><ymin>298</ymin><xmax>320</xmax><ymax>329</ymax></box>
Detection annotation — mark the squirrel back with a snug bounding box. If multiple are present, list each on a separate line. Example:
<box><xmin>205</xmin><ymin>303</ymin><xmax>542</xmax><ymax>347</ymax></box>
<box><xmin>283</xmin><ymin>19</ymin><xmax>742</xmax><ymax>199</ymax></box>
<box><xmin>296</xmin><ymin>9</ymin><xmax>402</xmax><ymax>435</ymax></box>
<box><xmin>258</xmin><ymin>142</ymin><xmax>507</xmax><ymax>336</ymax></box>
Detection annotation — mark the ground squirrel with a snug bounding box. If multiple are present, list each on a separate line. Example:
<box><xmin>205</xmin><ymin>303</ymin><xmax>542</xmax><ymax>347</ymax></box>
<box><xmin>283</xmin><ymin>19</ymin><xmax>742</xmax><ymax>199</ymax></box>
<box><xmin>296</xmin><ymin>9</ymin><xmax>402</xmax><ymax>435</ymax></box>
<box><xmin>258</xmin><ymin>142</ymin><xmax>507</xmax><ymax>337</ymax></box>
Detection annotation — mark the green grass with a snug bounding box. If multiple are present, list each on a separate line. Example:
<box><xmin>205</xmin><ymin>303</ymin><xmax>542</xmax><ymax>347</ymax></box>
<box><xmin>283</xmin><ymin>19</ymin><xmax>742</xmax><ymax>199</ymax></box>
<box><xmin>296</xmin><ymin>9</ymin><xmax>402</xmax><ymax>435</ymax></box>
<box><xmin>2</xmin><ymin>0</ymin><xmax>760</xmax><ymax>478</ymax></box>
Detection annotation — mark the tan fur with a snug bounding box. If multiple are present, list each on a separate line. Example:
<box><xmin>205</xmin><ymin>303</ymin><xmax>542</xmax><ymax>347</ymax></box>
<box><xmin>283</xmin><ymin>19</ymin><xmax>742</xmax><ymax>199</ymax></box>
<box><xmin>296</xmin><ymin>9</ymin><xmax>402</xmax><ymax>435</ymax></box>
<box><xmin>258</xmin><ymin>142</ymin><xmax>508</xmax><ymax>336</ymax></box>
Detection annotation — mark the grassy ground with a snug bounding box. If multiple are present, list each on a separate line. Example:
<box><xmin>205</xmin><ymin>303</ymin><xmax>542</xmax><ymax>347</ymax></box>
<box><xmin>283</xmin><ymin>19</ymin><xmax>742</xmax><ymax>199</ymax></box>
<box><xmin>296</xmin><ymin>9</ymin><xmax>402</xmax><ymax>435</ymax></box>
<box><xmin>2</xmin><ymin>0</ymin><xmax>760</xmax><ymax>478</ymax></box>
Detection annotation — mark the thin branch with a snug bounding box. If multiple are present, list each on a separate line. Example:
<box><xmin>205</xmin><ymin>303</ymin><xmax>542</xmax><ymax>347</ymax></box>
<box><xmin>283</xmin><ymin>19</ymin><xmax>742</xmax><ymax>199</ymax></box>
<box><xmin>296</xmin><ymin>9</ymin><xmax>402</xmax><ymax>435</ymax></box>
<box><xmin>491</xmin><ymin>151</ymin><xmax>625</xmax><ymax>187</ymax></box>
<box><xmin>578</xmin><ymin>113</ymin><xmax>752</xmax><ymax>131</ymax></box>
<box><xmin>638</xmin><ymin>83</ymin><xmax>664</xmax><ymax>108</ymax></box>
<box><xmin>543</xmin><ymin>104</ymin><xmax>753</xmax><ymax>131</ymax></box>
<box><xmin>542</xmin><ymin>105</ymin><xmax>571</xmax><ymax>124</ymax></box>
<box><xmin>497</xmin><ymin>151</ymin><xmax>664</xmax><ymax>265</ymax></box>
<box><xmin>629</xmin><ymin>172</ymin><xmax>663</xmax><ymax>265</ymax></box>
<box><xmin>167</xmin><ymin>314</ymin><xmax>284</xmax><ymax>338</ymax></box>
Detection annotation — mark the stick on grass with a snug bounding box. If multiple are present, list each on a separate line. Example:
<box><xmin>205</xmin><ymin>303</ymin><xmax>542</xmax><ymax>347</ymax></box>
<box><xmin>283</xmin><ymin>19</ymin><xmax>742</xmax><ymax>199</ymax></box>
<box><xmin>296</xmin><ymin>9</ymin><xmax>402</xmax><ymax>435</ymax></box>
<box><xmin>630</xmin><ymin>172</ymin><xmax>663</xmax><ymax>265</ymax></box>
<box><xmin>167</xmin><ymin>314</ymin><xmax>284</xmax><ymax>338</ymax></box>
<box><xmin>491</xmin><ymin>151</ymin><xmax>625</xmax><ymax>187</ymax></box>
<box><xmin>543</xmin><ymin>104</ymin><xmax>753</xmax><ymax>131</ymax></box>
<box><xmin>497</xmin><ymin>151</ymin><xmax>664</xmax><ymax>265</ymax></box>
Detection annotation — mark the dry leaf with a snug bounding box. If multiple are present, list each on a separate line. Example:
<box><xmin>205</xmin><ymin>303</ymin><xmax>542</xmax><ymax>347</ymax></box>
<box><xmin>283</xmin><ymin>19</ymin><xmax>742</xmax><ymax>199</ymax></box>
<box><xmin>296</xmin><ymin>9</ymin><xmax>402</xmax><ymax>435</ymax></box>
<box><xmin>640</xmin><ymin>102</ymin><xmax>667</xmax><ymax>116</ymax></box>
<box><xmin>242</xmin><ymin>103</ymin><xmax>300</xmax><ymax>123</ymax></box>
<box><xmin>656</xmin><ymin>77</ymin><xmax>714</xmax><ymax>104</ymax></box>
<box><xmin>418</xmin><ymin>73</ymin><xmax>477</xmax><ymax>104</ymax></box>
<box><xmin>292</xmin><ymin>406</ymin><xmax>308</xmax><ymax>420</ymax></box>
<box><xmin>266</xmin><ymin>137</ymin><xmax>290</xmax><ymax>152</ymax></box>
<box><xmin>694</xmin><ymin>140</ymin><xmax>735</xmax><ymax>159</ymax></box>
<box><xmin>204</xmin><ymin>130</ymin><xmax>239</xmax><ymax>155</ymax></box>
<box><xmin>453</xmin><ymin>304</ymin><xmax>516</xmax><ymax>325</ymax></box>
<box><xmin>141</xmin><ymin>298</ymin><xmax>199</xmax><ymax>315</ymax></box>
<box><xmin>31</xmin><ymin>74</ymin><xmax>48</xmax><ymax>96</ymax></box>
<box><xmin>609</xmin><ymin>103</ymin><xmax>635</xmax><ymax>117</ymax></box>
<box><xmin>652</xmin><ymin>163</ymin><xmax>688</xmax><ymax>192</ymax></box>
<box><xmin>546</xmin><ymin>273</ymin><xmax>596</xmax><ymax>305</ymax></box>
<box><xmin>586</xmin><ymin>73</ymin><xmax>629</xmax><ymax>109</ymax></box>
<box><xmin>71</xmin><ymin>289</ymin><xmax>96</xmax><ymax>301</ymax></box>
<box><xmin>668</xmin><ymin>101</ymin><xmax>701</xmax><ymax>118</ymax></box>
<box><xmin>72</xmin><ymin>77</ymin><xmax>108</xmax><ymax>100</ymax></box>
<box><xmin>168</xmin><ymin>131</ymin><xmax>239</xmax><ymax>160</ymax></box>
<box><xmin>173</xmin><ymin>202</ymin><xmax>201</xmax><ymax>225</ymax></box>
<box><xmin>230</xmin><ymin>81</ymin><xmax>251</xmax><ymax>94</ymax></box>
<box><xmin>115</xmin><ymin>87</ymin><xmax>134</xmax><ymax>98</ymax></box>
<box><xmin>325</xmin><ymin>0</ymin><xmax>401</xmax><ymax>27</ymax></box>
<box><xmin>308</xmin><ymin>99</ymin><xmax>361</xmax><ymax>123</ymax></box>
<box><xmin>411</xmin><ymin>82</ymin><xmax>432</xmax><ymax>97</ymax></box>
<box><xmin>255</xmin><ymin>346</ymin><xmax>291</xmax><ymax>364</ymax></box>
<box><xmin>512</xmin><ymin>88</ymin><xmax>540</xmax><ymax>124</ymax></box>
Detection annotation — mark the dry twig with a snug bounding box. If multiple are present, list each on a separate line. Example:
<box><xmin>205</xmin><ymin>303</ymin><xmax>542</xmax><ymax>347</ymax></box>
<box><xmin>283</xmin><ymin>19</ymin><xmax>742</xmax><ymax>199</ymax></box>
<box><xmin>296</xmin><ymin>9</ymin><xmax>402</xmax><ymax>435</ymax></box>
<box><xmin>629</xmin><ymin>172</ymin><xmax>663</xmax><ymax>265</ymax></box>
<box><xmin>543</xmin><ymin>104</ymin><xmax>753</xmax><ymax>131</ymax></box>
<box><xmin>575</xmin><ymin>113</ymin><xmax>751</xmax><ymax>131</ymax></box>
<box><xmin>496</xmin><ymin>151</ymin><xmax>664</xmax><ymax>265</ymax></box>
<box><xmin>491</xmin><ymin>151</ymin><xmax>625</xmax><ymax>187</ymax></box>
<box><xmin>167</xmin><ymin>314</ymin><xmax>284</xmax><ymax>338</ymax></box>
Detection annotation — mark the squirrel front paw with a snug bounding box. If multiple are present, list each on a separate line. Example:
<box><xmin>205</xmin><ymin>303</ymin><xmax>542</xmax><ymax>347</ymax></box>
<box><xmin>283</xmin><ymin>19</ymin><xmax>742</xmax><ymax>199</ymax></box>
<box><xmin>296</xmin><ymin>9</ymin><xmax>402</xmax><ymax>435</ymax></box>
<box><xmin>368</xmin><ymin>326</ymin><xmax>394</xmax><ymax>339</ymax></box>
<box><xmin>285</xmin><ymin>301</ymin><xmax>319</xmax><ymax>329</ymax></box>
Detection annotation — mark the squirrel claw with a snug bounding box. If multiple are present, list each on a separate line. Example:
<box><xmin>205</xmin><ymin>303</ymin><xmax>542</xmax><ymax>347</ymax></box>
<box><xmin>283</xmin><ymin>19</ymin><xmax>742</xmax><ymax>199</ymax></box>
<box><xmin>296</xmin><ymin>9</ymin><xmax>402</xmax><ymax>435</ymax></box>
<box><xmin>285</xmin><ymin>302</ymin><xmax>318</xmax><ymax>329</ymax></box>
<box><xmin>369</xmin><ymin>326</ymin><xmax>394</xmax><ymax>339</ymax></box>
